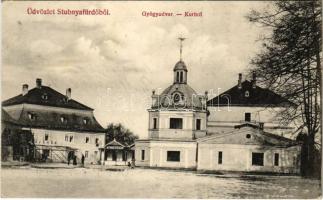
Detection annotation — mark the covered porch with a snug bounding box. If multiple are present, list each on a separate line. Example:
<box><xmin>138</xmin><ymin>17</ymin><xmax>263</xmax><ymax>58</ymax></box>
<box><xmin>35</xmin><ymin>144</ymin><xmax>78</xmax><ymax>163</ymax></box>
<box><xmin>100</xmin><ymin>139</ymin><xmax>134</xmax><ymax>166</ymax></box>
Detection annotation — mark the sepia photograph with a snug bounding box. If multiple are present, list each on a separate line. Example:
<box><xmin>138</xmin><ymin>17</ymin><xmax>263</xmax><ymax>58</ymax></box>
<box><xmin>1</xmin><ymin>1</ymin><xmax>322</xmax><ymax>198</ymax></box>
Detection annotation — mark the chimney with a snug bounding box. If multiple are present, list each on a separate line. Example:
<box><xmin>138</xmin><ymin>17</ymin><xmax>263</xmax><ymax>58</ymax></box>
<box><xmin>151</xmin><ymin>90</ymin><xmax>158</xmax><ymax>108</ymax></box>
<box><xmin>252</xmin><ymin>72</ymin><xmax>256</xmax><ymax>89</ymax></box>
<box><xmin>22</xmin><ymin>84</ymin><xmax>28</xmax><ymax>96</ymax></box>
<box><xmin>36</xmin><ymin>78</ymin><xmax>42</xmax><ymax>88</ymax></box>
<box><xmin>66</xmin><ymin>88</ymin><xmax>71</xmax><ymax>100</ymax></box>
<box><xmin>238</xmin><ymin>73</ymin><xmax>242</xmax><ymax>89</ymax></box>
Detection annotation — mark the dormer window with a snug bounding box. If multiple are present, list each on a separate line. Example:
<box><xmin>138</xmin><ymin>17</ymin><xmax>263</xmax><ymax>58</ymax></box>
<box><xmin>245</xmin><ymin>91</ymin><xmax>250</xmax><ymax>97</ymax></box>
<box><xmin>42</xmin><ymin>93</ymin><xmax>48</xmax><ymax>100</ymax></box>
<box><xmin>28</xmin><ymin>113</ymin><xmax>36</xmax><ymax>120</ymax></box>
<box><xmin>60</xmin><ymin>116</ymin><xmax>67</xmax><ymax>124</ymax></box>
<box><xmin>83</xmin><ymin>118</ymin><xmax>89</xmax><ymax>125</ymax></box>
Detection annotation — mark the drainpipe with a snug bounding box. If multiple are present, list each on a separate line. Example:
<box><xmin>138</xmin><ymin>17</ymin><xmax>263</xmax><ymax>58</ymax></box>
<box><xmin>196</xmin><ymin>142</ymin><xmax>199</xmax><ymax>170</ymax></box>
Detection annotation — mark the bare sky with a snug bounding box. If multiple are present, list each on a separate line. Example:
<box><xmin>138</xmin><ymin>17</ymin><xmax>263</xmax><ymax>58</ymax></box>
<box><xmin>2</xmin><ymin>1</ymin><xmax>269</xmax><ymax>138</ymax></box>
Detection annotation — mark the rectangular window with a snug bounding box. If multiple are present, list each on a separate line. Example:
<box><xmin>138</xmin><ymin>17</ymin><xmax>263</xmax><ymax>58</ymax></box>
<box><xmin>218</xmin><ymin>151</ymin><xmax>223</xmax><ymax>164</ymax></box>
<box><xmin>196</xmin><ymin>119</ymin><xmax>201</xmax><ymax>130</ymax></box>
<box><xmin>85</xmin><ymin>137</ymin><xmax>89</xmax><ymax>143</ymax></box>
<box><xmin>44</xmin><ymin>134</ymin><xmax>49</xmax><ymax>141</ymax></box>
<box><xmin>85</xmin><ymin>151</ymin><xmax>88</xmax><ymax>158</ymax></box>
<box><xmin>170</xmin><ymin>118</ymin><xmax>183</xmax><ymax>129</ymax></box>
<box><xmin>274</xmin><ymin>153</ymin><xmax>279</xmax><ymax>166</ymax></box>
<box><xmin>153</xmin><ymin>118</ymin><xmax>157</xmax><ymax>129</ymax></box>
<box><xmin>252</xmin><ymin>152</ymin><xmax>264</xmax><ymax>166</ymax></box>
<box><xmin>167</xmin><ymin>151</ymin><xmax>180</xmax><ymax>162</ymax></box>
<box><xmin>95</xmin><ymin>138</ymin><xmax>99</xmax><ymax>146</ymax></box>
<box><xmin>69</xmin><ymin>136</ymin><xmax>73</xmax><ymax>142</ymax></box>
<box><xmin>141</xmin><ymin>150</ymin><xmax>145</xmax><ymax>161</ymax></box>
<box><xmin>245</xmin><ymin>113</ymin><xmax>251</xmax><ymax>122</ymax></box>
<box><xmin>65</xmin><ymin>135</ymin><xmax>68</xmax><ymax>142</ymax></box>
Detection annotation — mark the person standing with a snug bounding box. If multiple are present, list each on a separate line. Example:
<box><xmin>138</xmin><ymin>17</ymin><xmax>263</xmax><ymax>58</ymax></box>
<box><xmin>73</xmin><ymin>155</ymin><xmax>77</xmax><ymax>165</ymax></box>
<box><xmin>81</xmin><ymin>154</ymin><xmax>85</xmax><ymax>167</ymax></box>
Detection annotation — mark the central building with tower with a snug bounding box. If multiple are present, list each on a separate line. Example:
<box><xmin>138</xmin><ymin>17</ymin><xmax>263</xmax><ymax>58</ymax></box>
<box><xmin>135</xmin><ymin>39</ymin><xmax>302</xmax><ymax>174</ymax></box>
<box><xmin>135</xmin><ymin>38</ymin><xmax>208</xmax><ymax>169</ymax></box>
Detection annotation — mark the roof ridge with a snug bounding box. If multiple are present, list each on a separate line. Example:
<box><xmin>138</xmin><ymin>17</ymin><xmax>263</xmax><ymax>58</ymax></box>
<box><xmin>2</xmin><ymin>85</ymin><xmax>93</xmax><ymax>111</ymax></box>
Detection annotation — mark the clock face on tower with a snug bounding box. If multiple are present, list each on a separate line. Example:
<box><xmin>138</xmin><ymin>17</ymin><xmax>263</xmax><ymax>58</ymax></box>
<box><xmin>173</xmin><ymin>93</ymin><xmax>181</xmax><ymax>103</ymax></box>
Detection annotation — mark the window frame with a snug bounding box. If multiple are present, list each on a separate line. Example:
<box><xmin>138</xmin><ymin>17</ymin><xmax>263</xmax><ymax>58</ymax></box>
<box><xmin>169</xmin><ymin>118</ymin><xmax>183</xmax><ymax>129</ymax></box>
<box><xmin>196</xmin><ymin>119</ymin><xmax>201</xmax><ymax>130</ymax></box>
<box><xmin>95</xmin><ymin>138</ymin><xmax>99</xmax><ymax>146</ymax></box>
<box><xmin>245</xmin><ymin>113</ymin><xmax>251</xmax><ymax>122</ymax></box>
<box><xmin>218</xmin><ymin>151</ymin><xmax>223</xmax><ymax>164</ymax></box>
<box><xmin>69</xmin><ymin>136</ymin><xmax>73</xmax><ymax>142</ymax></box>
<box><xmin>167</xmin><ymin>151</ymin><xmax>181</xmax><ymax>162</ymax></box>
<box><xmin>180</xmin><ymin>71</ymin><xmax>183</xmax><ymax>82</ymax></box>
<box><xmin>153</xmin><ymin>118</ymin><xmax>157</xmax><ymax>129</ymax></box>
<box><xmin>252</xmin><ymin>152</ymin><xmax>264</xmax><ymax>166</ymax></box>
<box><xmin>141</xmin><ymin>150</ymin><xmax>145</xmax><ymax>161</ymax></box>
<box><xmin>274</xmin><ymin>153</ymin><xmax>279</xmax><ymax>166</ymax></box>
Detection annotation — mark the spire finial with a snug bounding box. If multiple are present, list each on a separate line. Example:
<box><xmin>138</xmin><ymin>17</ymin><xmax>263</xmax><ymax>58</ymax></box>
<box><xmin>178</xmin><ymin>37</ymin><xmax>186</xmax><ymax>61</ymax></box>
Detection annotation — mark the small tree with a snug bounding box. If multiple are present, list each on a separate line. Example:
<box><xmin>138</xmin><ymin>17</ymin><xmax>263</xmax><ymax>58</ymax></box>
<box><xmin>105</xmin><ymin>123</ymin><xmax>138</xmax><ymax>145</ymax></box>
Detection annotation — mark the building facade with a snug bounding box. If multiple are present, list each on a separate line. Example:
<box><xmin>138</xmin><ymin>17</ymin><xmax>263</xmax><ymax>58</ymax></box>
<box><xmin>135</xmin><ymin>58</ymin><xmax>208</xmax><ymax>169</ymax></box>
<box><xmin>207</xmin><ymin>73</ymin><xmax>296</xmax><ymax>137</ymax></box>
<box><xmin>100</xmin><ymin>139</ymin><xmax>134</xmax><ymax>166</ymax></box>
<box><xmin>2</xmin><ymin>78</ymin><xmax>105</xmax><ymax>164</ymax></box>
<box><xmin>197</xmin><ymin>125</ymin><xmax>301</xmax><ymax>174</ymax></box>
<box><xmin>135</xmin><ymin>40</ymin><xmax>301</xmax><ymax>174</ymax></box>
<box><xmin>1</xmin><ymin>109</ymin><xmax>35</xmax><ymax>162</ymax></box>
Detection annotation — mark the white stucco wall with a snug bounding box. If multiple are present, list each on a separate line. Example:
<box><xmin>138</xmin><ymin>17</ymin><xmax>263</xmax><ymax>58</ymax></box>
<box><xmin>197</xmin><ymin>143</ymin><xmax>301</xmax><ymax>174</ymax></box>
<box><xmin>207</xmin><ymin>106</ymin><xmax>295</xmax><ymax>137</ymax></box>
<box><xmin>31</xmin><ymin>128</ymin><xmax>104</xmax><ymax>164</ymax></box>
<box><xmin>148</xmin><ymin>110</ymin><xmax>207</xmax><ymax>139</ymax></box>
<box><xmin>135</xmin><ymin>140</ymin><xmax>197</xmax><ymax>169</ymax></box>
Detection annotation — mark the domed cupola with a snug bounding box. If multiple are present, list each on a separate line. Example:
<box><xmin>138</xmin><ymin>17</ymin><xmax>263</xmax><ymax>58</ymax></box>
<box><xmin>173</xmin><ymin>37</ymin><xmax>188</xmax><ymax>84</ymax></box>
<box><xmin>173</xmin><ymin>61</ymin><xmax>188</xmax><ymax>84</ymax></box>
<box><xmin>150</xmin><ymin>38</ymin><xmax>208</xmax><ymax>111</ymax></box>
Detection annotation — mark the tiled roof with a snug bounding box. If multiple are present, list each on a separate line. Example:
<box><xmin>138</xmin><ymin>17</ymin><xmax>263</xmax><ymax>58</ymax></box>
<box><xmin>3</xmin><ymin>107</ymin><xmax>105</xmax><ymax>133</ymax></box>
<box><xmin>2</xmin><ymin>109</ymin><xmax>20</xmax><ymax>125</ymax></box>
<box><xmin>2</xmin><ymin>85</ymin><xmax>105</xmax><ymax>133</ymax></box>
<box><xmin>2</xmin><ymin>86</ymin><xmax>93</xmax><ymax>110</ymax></box>
<box><xmin>198</xmin><ymin>126</ymin><xmax>299</xmax><ymax>147</ymax></box>
<box><xmin>207</xmin><ymin>80</ymin><xmax>294</xmax><ymax>107</ymax></box>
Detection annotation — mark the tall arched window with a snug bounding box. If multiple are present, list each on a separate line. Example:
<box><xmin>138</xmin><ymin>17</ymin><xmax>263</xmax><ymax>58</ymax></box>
<box><xmin>176</xmin><ymin>72</ymin><xmax>180</xmax><ymax>83</ymax></box>
<box><xmin>180</xmin><ymin>71</ymin><xmax>183</xmax><ymax>83</ymax></box>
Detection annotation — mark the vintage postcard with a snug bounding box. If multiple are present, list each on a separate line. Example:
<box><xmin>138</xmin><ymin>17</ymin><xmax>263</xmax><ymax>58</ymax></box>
<box><xmin>1</xmin><ymin>1</ymin><xmax>322</xmax><ymax>199</ymax></box>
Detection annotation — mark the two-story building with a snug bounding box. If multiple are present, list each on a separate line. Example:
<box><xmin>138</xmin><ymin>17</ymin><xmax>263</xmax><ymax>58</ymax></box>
<box><xmin>2</xmin><ymin>78</ymin><xmax>105</xmax><ymax>164</ymax></box>
<box><xmin>207</xmin><ymin>73</ymin><xmax>296</xmax><ymax>137</ymax></box>
<box><xmin>135</xmin><ymin>39</ymin><xmax>301</xmax><ymax>174</ymax></box>
<box><xmin>135</xmin><ymin>58</ymin><xmax>208</xmax><ymax>169</ymax></box>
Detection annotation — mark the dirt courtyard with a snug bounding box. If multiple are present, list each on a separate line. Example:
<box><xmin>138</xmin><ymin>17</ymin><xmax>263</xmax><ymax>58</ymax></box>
<box><xmin>1</xmin><ymin>167</ymin><xmax>321</xmax><ymax>198</ymax></box>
